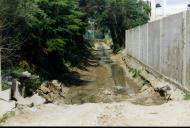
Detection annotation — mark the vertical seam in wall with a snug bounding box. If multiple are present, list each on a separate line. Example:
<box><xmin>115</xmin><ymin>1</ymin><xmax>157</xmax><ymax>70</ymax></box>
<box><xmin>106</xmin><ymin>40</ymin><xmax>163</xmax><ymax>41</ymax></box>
<box><xmin>182</xmin><ymin>11</ymin><xmax>187</xmax><ymax>87</ymax></box>
<box><xmin>139</xmin><ymin>26</ymin><xmax>141</xmax><ymax>60</ymax></box>
<box><xmin>125</xmin><ymin>30</ymin><xmax>127</xmax><ymax>54</ymax></box>
<box><xmin>147</xmin><ymin>23</ymin><xmax>149</xmax><ymax>64</ymax></box>
<box><xmin>160</xmin><ymin>18</ymin><xmax>162</xmax><ymax>73</ymax></box>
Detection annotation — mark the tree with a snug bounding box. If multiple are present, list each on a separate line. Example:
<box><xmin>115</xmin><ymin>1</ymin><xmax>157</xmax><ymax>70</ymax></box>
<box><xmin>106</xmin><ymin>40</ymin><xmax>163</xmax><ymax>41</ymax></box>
<box><xmin>80</xmin><ymin>0</ymin><xmax>150</xmax><ymax>53</ymax></box>
<box><xmin>79</xmin><ymin>0</ymin><xmax>106</xmax><ymax>19</ymax></box>
<box><xmin>0</xmin><ymin>0</ymin><xmax>44</xmax><ymax>67</ymax></box>
<box><xmin>32</xmin><ymin>0</ymin><xmax>88</xmax><ymax>79</ymax></box>
<box><xmin>0</xmin><ymin>0</ymin><xmax>20</xmax><ymax>67</ymax></box>
<box><xmin>0</xmin><ymin>0</ymin><xmax>90</xmax><ymax>81</ymax></box>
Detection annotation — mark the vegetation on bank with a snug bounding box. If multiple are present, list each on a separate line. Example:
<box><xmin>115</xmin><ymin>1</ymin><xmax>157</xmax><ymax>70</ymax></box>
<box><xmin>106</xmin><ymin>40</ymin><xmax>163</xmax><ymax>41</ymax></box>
<box><xmin>184</xmin><ymin>92</ymin><xmax>190</xmax><ymax>100</ymax></box>
<box><xmin>0</xmin><ymin>0</ymin><xmax>90</xmax><ymax>81</ymax></box>
<box><xmin>0</xmin><ymin>0</ymin><xmax>150</xmax><ymax>93</ymax></box>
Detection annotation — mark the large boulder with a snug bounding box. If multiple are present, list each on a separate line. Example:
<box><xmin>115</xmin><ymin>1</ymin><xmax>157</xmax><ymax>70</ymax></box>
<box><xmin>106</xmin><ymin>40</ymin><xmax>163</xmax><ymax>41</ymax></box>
<box><xmin>37</xmin><ymin>80</ymin><xmax>68</xmax><ymax>104</ymax></box>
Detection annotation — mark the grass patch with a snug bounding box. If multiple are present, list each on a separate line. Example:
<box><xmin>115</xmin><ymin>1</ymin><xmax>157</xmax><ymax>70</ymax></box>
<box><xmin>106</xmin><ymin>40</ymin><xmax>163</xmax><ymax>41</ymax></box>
<box><xmin>128</xmin><ymin>67</ymin><xmax>141</xmax><ymax>78</ymax></box>
<box><xmin>0</xmin><ymin>111</ymin><xmax>15</xmax><ymax>124</ymax></box>
<box><xmin>184</xmin><ymin>92</ymin><xmax>190</xmax><ymax>100</ymax></box>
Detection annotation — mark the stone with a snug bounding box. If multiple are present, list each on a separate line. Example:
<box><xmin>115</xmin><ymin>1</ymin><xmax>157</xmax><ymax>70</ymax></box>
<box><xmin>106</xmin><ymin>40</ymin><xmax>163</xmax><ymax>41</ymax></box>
<box><xmin>26</xmin><ymin>94</ymin><xmax>46</xmax><ymax>106</ymax></box>
<box><xmin>103</xmin><ymin>89</ymin><xmax>114</xmax><ymax>95</ymax></box>
<box><xmin>155</xmin><ymin>82</ymin><xmax>171</xmax><ymax>91</ymax></box>
<box><xmin>40</xmin><ymin>86</ymin><xmax>50</xmax><ymax>94</ymax></box>
<box><xmin>25</xmin><ymin>107</ymin><xmax>38</xmax><ymax>113</ymax></box>
<box><xmin>52</xmin><ymin>80</ymin><xmax>61</xmax><ymax>88</ymax></box>
<box><xmin>41</xmin><ymin>81</ymin><xmax>48</xmax><ymax>87</ymax></box>
<box><xmin>140</xmin><ymin>85</ymin><xmax>149</xmax><ymax>92</ymax></box>
<box><xmin>61</xmin><ymin>86</ymin><xmax>69</xmax><ymax>94</ymax></box>
<box><xmin>16</xmin><ymin>99</ymin><xmax>33</xmax><ymax>108</ymax></box>
<box><xmin>37</xmin><ymin>81</ymin><xmax>68</xmax><ymax>104</ymax></box>
<box><xmin>20</xmin><ymin>71</ymin><xmax>32</xmax><ymax>78</ymax></box>
<box><xmin>138</xmin><ymin>87</ymin><xmax>155</xmax><ymax>98</ymax></box>
<box><xmin>160</xmin><ymin>85</ymin><xmax>171</xmax><ymax>92</ymax></box>
<box><xmin>44</xmin><ymin>95</ymin><xmax>53</xmax><ymax>103</ymax></box>
<box><xmin>115</xmin><ymin>86</ymin><xmax>124</xmax><ymax>90</ymax></box>
<box><xmin>145</xmin><ymin>98</ymin><xmax>153</xmax><ymax>104</ymax></box>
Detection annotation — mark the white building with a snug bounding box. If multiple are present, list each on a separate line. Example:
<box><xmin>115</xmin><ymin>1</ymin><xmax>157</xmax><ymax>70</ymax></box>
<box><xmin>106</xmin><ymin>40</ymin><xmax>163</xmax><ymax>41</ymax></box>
<box><xmin>143</xmin><ymin>0</ymin><xmax>190</xmax><ymax>21</ymax></box>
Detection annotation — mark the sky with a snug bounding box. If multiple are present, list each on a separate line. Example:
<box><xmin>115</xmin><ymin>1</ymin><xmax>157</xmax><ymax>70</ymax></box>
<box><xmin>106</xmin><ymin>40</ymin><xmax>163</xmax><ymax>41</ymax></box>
<box><xmin>156</xmin><ymin>0</ymin><xmax>189</xmax><ymax>5</ymax></box>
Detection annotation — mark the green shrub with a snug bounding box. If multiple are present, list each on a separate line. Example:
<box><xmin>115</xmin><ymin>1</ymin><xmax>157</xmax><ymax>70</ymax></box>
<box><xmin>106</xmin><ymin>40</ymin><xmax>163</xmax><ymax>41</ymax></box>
<box><xmin>2</xmin><ymin>66</ymin><xmax>42</xmax><ymax>96</ymax></box>
<box><xmin>184</xmin><ymin>92</ymin><xmax>190</xmax><ymax>100</ymax></box>
<box><xmin>128</xmin><ymin>68</ymin><xmax>141</xmax><ymax>78</ymax></box>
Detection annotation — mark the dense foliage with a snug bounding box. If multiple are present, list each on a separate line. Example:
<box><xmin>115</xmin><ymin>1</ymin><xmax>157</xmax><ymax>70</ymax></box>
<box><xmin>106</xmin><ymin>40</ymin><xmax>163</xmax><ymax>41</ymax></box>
<box><xmin>0</xmin><ymin>0</ymin><xmax>90</xmax><ymax>81</ymax></box>
<box><xmin>80</xmin><ymin>0</ymin><xmax>150</xmax><ymax>52</ymax></box>
<box><xmin>0</xmin><ymin>0</ymin><xmax>150</xmax><ymax>85</ymax></box>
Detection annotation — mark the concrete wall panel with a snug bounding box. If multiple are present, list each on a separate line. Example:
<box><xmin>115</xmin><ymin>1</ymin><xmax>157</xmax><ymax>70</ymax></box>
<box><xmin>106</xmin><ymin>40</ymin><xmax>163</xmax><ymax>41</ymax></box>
<box><xmin>132</xmin><ymin>27</ymin><xmax>140</xmax><ymax>60</ymax></box>
<box><xmin>125</xmin><ymin>11</ymin><xmax>189</xmax><ymax>90</ymax></box>
<box><xmin>185</xmin><ymin>10</ymin><xmax>190</xmax><ymax>89</ymax></box>
<box><xmin>148</xmin><ymin>20</ymin><xmax>161</xmax><ymax>72</ymax></box>
<box><xmin>160</xmin><ymin>12</ymin><xmax>184</xmax><ymax>84</ymax></box>
<box><xmin>139</xmin><ymin>24</ymin><xmax>148</xmax><ymax>65</ymax></box>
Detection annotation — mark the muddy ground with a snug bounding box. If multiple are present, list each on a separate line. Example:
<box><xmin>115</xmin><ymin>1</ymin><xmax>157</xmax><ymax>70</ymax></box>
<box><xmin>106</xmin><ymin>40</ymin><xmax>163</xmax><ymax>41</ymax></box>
<box><xmin>1</xmin><ymin>43</ymin><xmax>188</xmax><ymax>126</ymax></box>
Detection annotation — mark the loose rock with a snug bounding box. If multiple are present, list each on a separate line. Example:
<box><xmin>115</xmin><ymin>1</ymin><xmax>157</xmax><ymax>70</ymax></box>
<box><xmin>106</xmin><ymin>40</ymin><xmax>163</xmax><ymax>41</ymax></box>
<box><xmin>37</xmin><ymin>80</ymin><xmax>68</xmax><ymax>104</ymax></box>
<box><xmin>140</xmin><ymin>85</ymin><xmax>149</xmax><ymax>92</ymax></box>
<box><xmin>26</xmin><ymin>94</ymin><xmax>46</xmax><ymax>106</ymax></box>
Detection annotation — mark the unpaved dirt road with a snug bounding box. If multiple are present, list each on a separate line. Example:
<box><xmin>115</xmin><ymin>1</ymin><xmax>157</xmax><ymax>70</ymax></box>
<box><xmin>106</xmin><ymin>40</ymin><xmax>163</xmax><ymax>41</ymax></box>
<box><xmin>2</xmin><ymin>101</ymin><xmax>190</xmax><ymax>126</ymax></box>
<box><xmin>1</xmin><ymin>43</ymin><xmax>189</xmax><ymax>126</ymax></box>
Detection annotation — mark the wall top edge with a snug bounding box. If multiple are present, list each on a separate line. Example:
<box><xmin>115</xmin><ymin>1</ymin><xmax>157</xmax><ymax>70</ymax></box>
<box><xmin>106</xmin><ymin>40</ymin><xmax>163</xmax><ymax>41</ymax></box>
<box><xmin>126</xmin><ymin>10</ymin><xmax>190</xmax><ymax>32</ymax></box>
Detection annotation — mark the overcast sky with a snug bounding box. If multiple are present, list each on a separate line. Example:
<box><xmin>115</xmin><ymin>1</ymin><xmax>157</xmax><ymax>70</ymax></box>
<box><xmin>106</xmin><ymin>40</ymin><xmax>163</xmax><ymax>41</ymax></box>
<box><xmin>156</xmin><ymin>0</ymin><xmax>189</xmax><ymax>5</ymax></box>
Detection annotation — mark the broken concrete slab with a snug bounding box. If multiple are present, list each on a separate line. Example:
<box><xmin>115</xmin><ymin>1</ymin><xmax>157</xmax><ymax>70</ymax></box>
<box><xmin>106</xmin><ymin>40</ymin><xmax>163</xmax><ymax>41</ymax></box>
<box><xmin>0</xmin><ymin>89</ymin><xmax>11</xmax><ymax>102</ymax></box>
<box><xmin>16</xmin><ymin>99</ymin><xmax>33</xmax><ymax>108</ymax></box>
<box><xmin>0</xmin><ymin>100</ymin><xmax>16</xmax><ymax>118</ymax></box>
<box><xmin>26</xmin><ymin>94</ymin><xmax>46</xmax><ymax>106</ymax></box>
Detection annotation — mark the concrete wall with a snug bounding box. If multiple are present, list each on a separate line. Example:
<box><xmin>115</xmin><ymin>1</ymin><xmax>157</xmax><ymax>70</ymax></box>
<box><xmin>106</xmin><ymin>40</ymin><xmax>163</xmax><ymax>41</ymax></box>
<box><xmin>125</xmin><ymin>10</ymin><xmax>190</xmax><ymax>90</ymax></box>
<box><xmin>184</xmin><ymin>11</ymin><xmax>190</xmax><ymax>89</ymax></box>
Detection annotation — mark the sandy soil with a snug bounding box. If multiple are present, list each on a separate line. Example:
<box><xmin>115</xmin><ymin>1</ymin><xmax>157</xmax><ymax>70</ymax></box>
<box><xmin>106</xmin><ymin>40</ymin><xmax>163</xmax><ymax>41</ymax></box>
<box><xmin>1</xmin><ymin>44</ymin><xmax>189</xmax><ymax>127</ymax></box>
<box><xmin>2</xmin><ymin>100</ymin><xmax>190</xmax><ymax>126</ymax></box>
